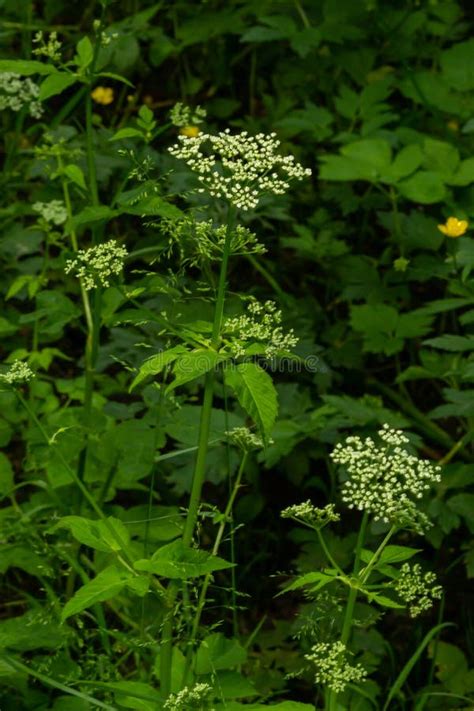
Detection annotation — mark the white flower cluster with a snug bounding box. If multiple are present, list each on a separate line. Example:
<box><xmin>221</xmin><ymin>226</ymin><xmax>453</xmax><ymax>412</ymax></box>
<box><xmin>32</xmin><ymin>31</ymin><xmax>62</xmax><ymax>61</ymax></box>
<box><xmin>0</xmin><ymin>360</ymin><xmax>35</xmax><ymax>385</ymax></box>
<box><xmin>331</xmin><ymin>424</ymin><xmax>441</xmax><ymax>533</ymax></box>
<box><xmin>169</xmin><ymin>102</ymin><xmax>206</xmax><ymax>127</ymax></box>
<box><xmin>169</xmin><ymin>129</ymin><xmax>312</xmax><ymax>210</ymax></box>
<box><xmin>224</xmin><ymin>299</ymin><xmax>299</xmax><ymax>359</ymax></box>
<box><xmin>0</xmin><ymin>72</ymin><xmax>43</xmax><ymax>118</ymax></box>
<box><xmin>281</xmin><ymin>501</ymin><xmax>340</xmax><ymax>530</ymax></box>
<box><xmin>305</xmin><ymin>641</ymin><xmax>367</xmax><ymax>693</ymax></box>
<box><xmin>395</xmin><ymin>563</ymin><xmax>442</xmax><ymax>618</ymax></box>
<box><xmin>65</xmin><ymin>240</ymin><xmax>128</xmax><ymax>290</ymax></box>
<box><xmin>163</xmin><ymin>682</ymin><xmax>214</xmax><ymax>710</ymax></box>
<box><xmin>33</xmin><ymin>200</ymin><xmax>68</xmax><ymax>226</ymax></box>
<box><xmin>226</xmin><ymin>426</ymin><xmax>265</xmax><ymax>451</ymax></box>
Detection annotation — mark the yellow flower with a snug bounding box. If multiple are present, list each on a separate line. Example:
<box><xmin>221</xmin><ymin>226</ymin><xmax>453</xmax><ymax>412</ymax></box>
<box><xmin>179</xmin><ymin>125</ymin><xmax>200</xmax><ymax>138</ymax></box>
<box><xmin>91</xmin><ymin>86</ymin><xmax>114</xmax><ymax>106</ymax></box>
<box><xmin>437</xmin><ymin>216</ymin><xmax>468</xmax><ymax>238</ymax></box>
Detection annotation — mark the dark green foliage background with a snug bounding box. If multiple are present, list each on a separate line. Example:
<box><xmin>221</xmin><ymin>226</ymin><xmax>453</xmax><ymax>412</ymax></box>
<box><xmin>1</xmin><ymin>0</ymin><xmax>474</xmax><ymax>709</ymax></box>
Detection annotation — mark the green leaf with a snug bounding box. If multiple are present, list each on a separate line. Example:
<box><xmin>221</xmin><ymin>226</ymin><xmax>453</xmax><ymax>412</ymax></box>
<box><xmin>398</xmin><ymin>171</ymin><xmax>446</xmax><ymax>204</ymax></box>
<box><xmin>122</xmin><ymin>196</ymin><xmax>184</xmax><ymax>220</ymax></box>
<box><xmin>320</xmin><ymin>139</ymin><xmax>392</xmax><ymax>182</ymax></box>
<box><xmin>0</xmin><ymin>59</ymin><xmax>59</xmax><ymax>76</ymax></box>
<box><xmin>71</xmin><ymin>205</ymin><xmax>119</xmax><ymax>229</ymax></box>
<box><xmin>368</xmin><ymin>593</ymin><xmax>404</xmax><ymax>609</ymax></box>
<box><xmin>109</xmin><ymin>127</ymin><xmax>145</xmax><ymax>142</ymax></box>
<box><xmin>387</xmin><ymin>144</ymin><xmax>423</xmax><ymax>181</ymax></box>
<box><xmin>441</xmin><ymin>39</ymin><xmax>474</xmax><ymax>92</ymax></box>
<box><xmin>63</xmin><ymin>164</ymin><xmax>87</xmax><ymax>190</ymax></box>
<box><xmin>134</xmin><ymin>539</ymin><xmax>234</xmax><ymax>579</ymax></box>
<box><xmin>447</xmin><ymin>157</ymin><xmax>474</xmax><ymax>186</ymax></box>
<box><xmin>277</xmin><ymin>570</ymin><xmax>336</xmax><ymax>596</ymax></box>
<box><xmin>361</xmin><ymin>545</ymin><xmax>421</xmax><ymax>565</ymax></box>
<box><xmin>53</xmin><ymin>515</ymin><xmax>130</xmax><ymax>553</ymax></box>
<box><xmin>195</xmin><ymin>633</ymin><xmax>247</xmax><ymax>674</ymax></box>
<box><xmin>424</xmin><ymin>335</ymin><xmax>474</xmax><ymax>351</ymax></box>
<box><xmin>39</xmin><ymin>73</ymin><xmax>77</xmax><ymax>100</ymax></box>
<box><xmin>224</xmin><ymin>362</ymin><xmax>278</xmax><ymax>440</ymax></box>
<box><xmin>0</xmin><ymin>452</ymin><xmax>13</xmax><ymax>498</ymax></box>
<box><xmin>98</xmin><ymin>71</ymin><xmax>135</xmax><ymax>88</ymax></box>
<box><xmin>62</xmin><ymin>566</ymin><xmax>132</xmax><ymax>621</ymax></box>
<box><xmin>75</xmin><ymin>36</ymin><xmax>94</xmax><ymax>70</ymax></box>
<box><xmin>130</xmin><ymin>345</ymin><xmax>188</xmax><ymax>390</ymax></box>
<box><xmin>167</xmin><ymin>349</ymin><xmax>228</xmax><ymax>391</ymax></box>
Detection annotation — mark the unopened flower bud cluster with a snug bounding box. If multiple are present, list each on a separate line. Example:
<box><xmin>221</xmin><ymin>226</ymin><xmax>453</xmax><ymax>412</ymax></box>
<box><xmin>394</xmin><ymin>563</ymin><xmax>442</xmax><ymax>617</ymax></box>
<box><xmin>305</xmin><ymin>641</ymin><xmax>367</xmax><ymax>693</ymax></box>
<box><xmin>33</xmin><ymin>200</ymin><xmax>68</xmax><ymax>226</ymax></box>
<box><xmin>0</xmin><ymin>72</ymin><xmax>43</xmax><ymax>118</ymax></box>
<box><xmin>331</xmin><ymin>424</ymin><xmax>441</xmax><ymax>533</ymax></box>
<box><xmin>0</xmin><ymin>360</ymin><xmax>35</xmax><ymax>385</ymax></box>
<box><xmin>281</xmin><ymin>501</ymin><xmax>340</xmax><ymax>530</ymax></box>
<box><xmin>163</xmin><ymin>218</ymin><xmax>266</xmax><ymax>266</ymax></box>
<box><xmin>226</xmin><ymin>426</ymin><xmax>265</xmax><ymax>451</ymax></box>
<box><xmin>65</xmin><ymin>240</ymin><xmax>128</xmax><ymax>290</ymax></box>
<box><xmin>32</xmin><ymin>31</ymin><xmax>62</xmax><ymax>61</ymax></box>
<box><xmin>163</xmin><ymin>682</ymin><xmax>214</xmax><ymax>710</ymax></box>
<box><xmin>225</xmin><ymin>299</ymin><xmax>298</xmax><ymax>359</ymax></box>
<box><xmin>169</xmin><ymin>129</ymin><xmax>311</xmax><ymax>210</ymax></box>
<box><xmin>169</xmin><ymin>102</ymin><xmax>206</xmax><ymax>127</ymax></box>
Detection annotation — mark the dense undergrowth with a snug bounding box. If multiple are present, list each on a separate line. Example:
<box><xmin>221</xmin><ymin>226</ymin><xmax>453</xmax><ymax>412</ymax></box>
<box><xmin>1</xmin><ymin>1</ymin><xmax>474</xmax><ymax>709</ymax></box>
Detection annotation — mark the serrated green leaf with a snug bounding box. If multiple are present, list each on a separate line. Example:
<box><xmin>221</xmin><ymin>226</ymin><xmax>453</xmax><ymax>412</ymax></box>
<box><xmin>167</xmin><ymin>349</ymin><xmax>228</xmax><ymax>391</ymax></box>
<box><xmin>53</xmin><ymin>515</ymin><xmax>130</xmax><ymax>553</ymax></box>
<box><xmin>224</xmin><ymin>362</ymin><xmax>278</xmax><ymax>440</ymax></box>
<box><xmin>130</xmin><ymin>345</ymin><xmax>188</xmax><ymax>391</ymax></box>
<box><xmin>71</xmin><ymin>205</ymin><xmax>119</xmax><ymax>228</ymax></box>
<box><xmin>62</xmin><ymin>566</ymin><xmax>131</xmax><ymax>621</ymax></box>
<box><xmin>134</xmin><ymin>540</ymin><xmax>234</xmax><ymax>579</ymax></box>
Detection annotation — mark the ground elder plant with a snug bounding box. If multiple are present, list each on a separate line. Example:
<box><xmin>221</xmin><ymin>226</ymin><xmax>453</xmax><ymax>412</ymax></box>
<box><xmin>280</xmin><ymin>426</ymin><xmax>444</xmax><ymax>709</ymax></box>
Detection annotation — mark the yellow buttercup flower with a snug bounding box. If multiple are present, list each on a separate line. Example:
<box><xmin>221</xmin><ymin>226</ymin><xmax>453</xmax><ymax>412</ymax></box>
<box><xmin>179</xmin><ymin>125</ymin><xmax>200</xmax><ymax>138</ymax></box>
<box><xmin>91</xmin><ymin>86</ymin><xmax>114</xmax><ymax>106</ymax></box>
<box><xmin>437</xmin><ymin>216</ymin><xmax>468</xmax><ymax>238</ymax></box>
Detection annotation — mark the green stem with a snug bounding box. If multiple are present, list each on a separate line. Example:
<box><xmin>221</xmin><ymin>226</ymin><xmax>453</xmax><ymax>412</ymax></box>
<box><xmin>329</xmin><ymin>512</ymin><xmax>369</xmax><ymax>711</ymax></box>
<box><xmin>316</xmin><ymin>528</ymin><xmax>345</xmax><ymax>577</ymax></box>
<box><xmin>359</xmin><ymin>526</ymin><xmax>396</xmax><ymax>585</ymax></box>
<box><xmin>159</xmin><ymin>205</ymin><xmax>237</xmax><ymax>699</ymax></box>
<box><xmin>182</xmin><ymin>451</ymin><xmax>249</xmax><ymax>686</ymax></box>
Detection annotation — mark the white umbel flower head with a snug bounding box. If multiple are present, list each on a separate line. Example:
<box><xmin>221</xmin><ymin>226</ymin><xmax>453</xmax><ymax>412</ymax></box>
<box><xmin>65</xmin><ymin>240</ymin><xmax>128</xmax><ymax>290</ymax></box>
<box><xmin>169</xmin><ymin>129</ymin><xmax>311</xmax><ymax>210</ymax></box>
<box><xmin>0</xmin><ymin>72</ymin><xmax>43</xmax><ymax>118</ymax></box>
<box><xmin>305</xmin><ymin>641</ymin><xmax>367</xmax><ymax>693</ymax></box>
<box><xmin>0</xmin><ymin>360</ymin><xmax>35</xmax><ymax>385</ymax></box>
<box><xmin>225</xmin><ymin>426</ymin><xmax>265</xmax><ymax>451</ymax></box>
<box><xmin>281</xmin><ymin>501</ymin><xmax>340</xmax><ymax>530</ymax></box>
<box><xmin>330</xmin><ymin>424</ymin><xmax>441</xmax><ymax>534</ymax></box>
<box><xmin>164</xmin><ymin>682</ymin><xmax>214</xmax><ymax>710</ymax></box>
<box><xmin>33</xmin><ymin>200</ymin><xmax>68</xmax><ymax>226</ymax></box>
<box><xmin>225</xmin><ymin>299</ymin><xmax>298</xmax><ymax>358</ymax></box>
<box><xmin>395</xmin><ymin>563</ymin><xmax>442</xmax><ymax>617</ymax></box>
